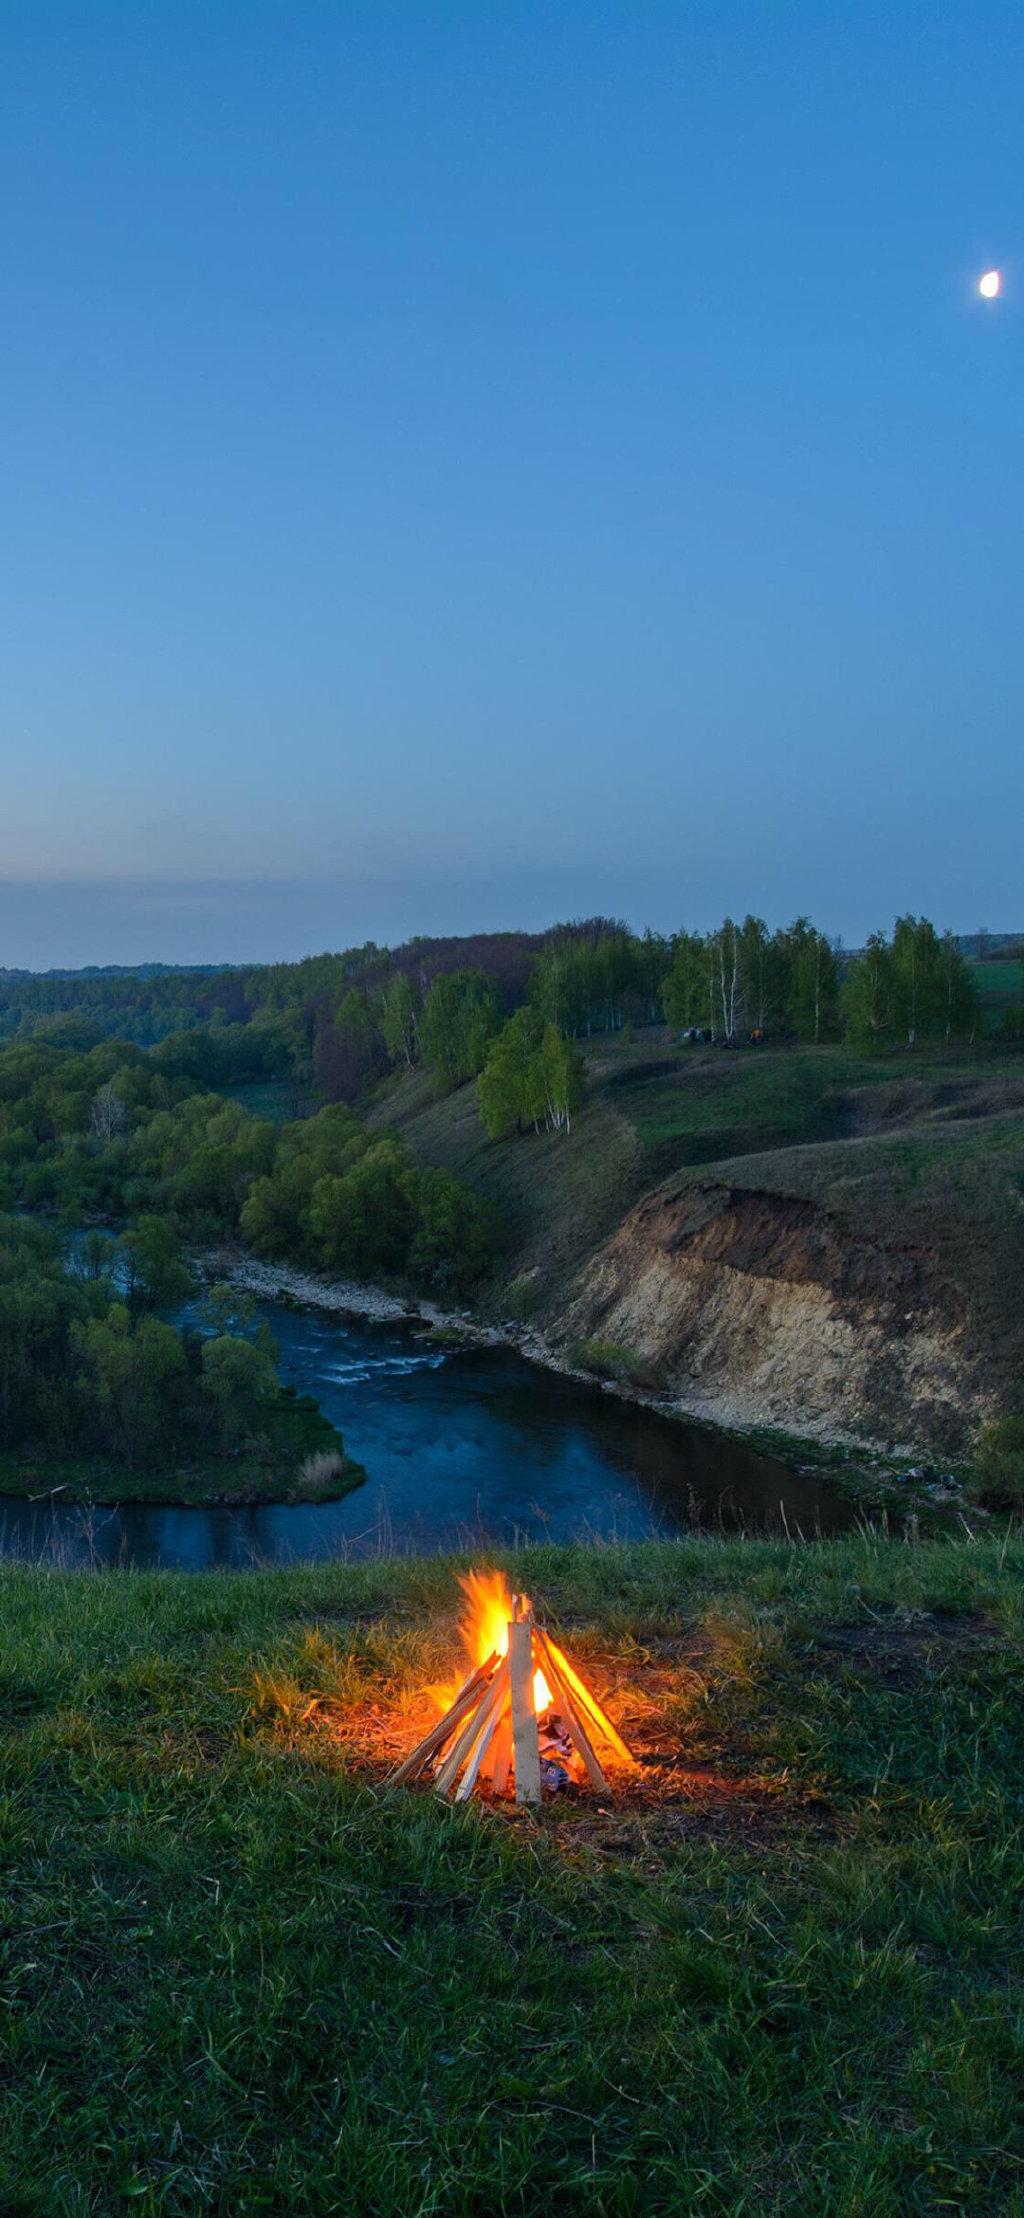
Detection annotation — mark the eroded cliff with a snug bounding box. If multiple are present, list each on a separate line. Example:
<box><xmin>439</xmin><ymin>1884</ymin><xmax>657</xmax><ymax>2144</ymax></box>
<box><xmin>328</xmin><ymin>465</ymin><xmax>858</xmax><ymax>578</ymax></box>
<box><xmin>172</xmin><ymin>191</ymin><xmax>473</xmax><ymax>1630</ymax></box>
<box><xmin>560</xmin><ymin>1182</ymin><xmax>990</xmax><ymax>1454</ymax></box>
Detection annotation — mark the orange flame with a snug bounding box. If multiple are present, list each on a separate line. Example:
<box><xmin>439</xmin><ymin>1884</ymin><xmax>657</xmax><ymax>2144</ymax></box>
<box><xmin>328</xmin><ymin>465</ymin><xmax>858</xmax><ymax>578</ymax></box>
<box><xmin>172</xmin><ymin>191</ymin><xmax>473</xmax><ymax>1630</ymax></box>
<box><xmin>435</xmin><ymin>1567</ymin><xmax>552</xmax><ymax>1713</ymax></box>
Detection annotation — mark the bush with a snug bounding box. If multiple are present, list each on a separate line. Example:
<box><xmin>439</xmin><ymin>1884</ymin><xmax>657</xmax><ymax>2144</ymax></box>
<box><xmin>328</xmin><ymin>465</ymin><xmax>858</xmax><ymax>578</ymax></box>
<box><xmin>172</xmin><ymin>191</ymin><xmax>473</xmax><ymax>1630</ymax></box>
<box><xmin>969</xmin><ymin>1417</ymin><xmax>1024</xmax><ymax>1508</ymax></box>
<box><xmin>568</xmin><ymin>1337</ymin><xmax>652</xmax><ymax>1388</ymax></box>
<box><xmin>504</xmin><ymin>1271</ymin><xmax>541</xmax><ymax>1323</ymax></box>
<box><xmin>403</xmin><ymin>1166</ymin><xmax>501</xmax><ymax>1292</ymax></box>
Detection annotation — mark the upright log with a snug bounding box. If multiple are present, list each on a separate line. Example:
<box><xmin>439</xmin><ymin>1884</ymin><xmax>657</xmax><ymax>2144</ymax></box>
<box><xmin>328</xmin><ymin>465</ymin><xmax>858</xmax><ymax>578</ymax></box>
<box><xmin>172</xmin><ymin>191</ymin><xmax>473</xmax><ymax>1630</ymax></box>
<box><xmin>483</xmin><ymin>1707</ymin><xmax>512</xmax><ymax>1796</ymax></box>
<box><xmin>454</xmin><ymin>1668</ymin><xmax>511</xmax><ymax>1803</ymax></box>
<box><xmin>434</xmin><ymin>1660</ymin><xmax>509</xmax><ymax>1798</ymax></box>
<box><xmin>509</xmin><ymin>1616</ymin><xmax>542</xmax><ymax>1806</ymax></box>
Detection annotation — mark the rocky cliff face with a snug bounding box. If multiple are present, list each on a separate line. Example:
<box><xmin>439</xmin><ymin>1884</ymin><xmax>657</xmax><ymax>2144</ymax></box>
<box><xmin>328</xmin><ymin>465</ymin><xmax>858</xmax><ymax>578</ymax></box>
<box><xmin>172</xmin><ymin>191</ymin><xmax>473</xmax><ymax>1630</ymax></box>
<box><xmin>560</xmin><ymin>1183</ymin><xmax>989</xmax><ymax>1454</ymax></box>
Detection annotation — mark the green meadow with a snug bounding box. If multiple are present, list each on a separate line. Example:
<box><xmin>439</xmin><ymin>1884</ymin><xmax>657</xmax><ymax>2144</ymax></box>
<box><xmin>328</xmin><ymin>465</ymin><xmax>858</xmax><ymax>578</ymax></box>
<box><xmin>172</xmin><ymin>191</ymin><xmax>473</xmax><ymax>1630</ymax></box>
<box><xmin>1</xmin><ymin>1534</ymin><xmax>1022</xmax><ymax>2214</ymax></box>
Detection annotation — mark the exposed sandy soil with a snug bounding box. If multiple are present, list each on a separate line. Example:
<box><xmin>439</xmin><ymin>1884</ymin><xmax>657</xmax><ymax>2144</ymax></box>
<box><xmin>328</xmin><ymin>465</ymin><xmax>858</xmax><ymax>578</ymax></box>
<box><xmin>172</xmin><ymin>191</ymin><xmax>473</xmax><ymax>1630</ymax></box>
<box><xmin>560</xmin><ymin>1182</ymin><xmax>994</xmax><ymax>1455</ymax></box>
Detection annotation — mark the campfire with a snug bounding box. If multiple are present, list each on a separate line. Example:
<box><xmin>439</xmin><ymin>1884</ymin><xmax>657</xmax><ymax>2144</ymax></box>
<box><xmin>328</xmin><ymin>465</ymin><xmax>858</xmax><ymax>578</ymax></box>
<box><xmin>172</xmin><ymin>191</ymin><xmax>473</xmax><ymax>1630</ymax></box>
<box><xmin>388</xmin><ymin>1570</ymin><xmax>634</xmax><ymax>1806</ymax></box>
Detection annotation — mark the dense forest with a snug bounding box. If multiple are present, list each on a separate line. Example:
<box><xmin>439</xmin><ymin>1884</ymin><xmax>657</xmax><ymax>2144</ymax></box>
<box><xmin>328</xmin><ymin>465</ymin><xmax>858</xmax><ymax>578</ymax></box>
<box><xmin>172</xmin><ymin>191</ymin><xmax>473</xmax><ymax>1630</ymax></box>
<box><xmin>0</xmin><ymin>1031</ymin><xmax>497</xmax><ymax>1488</ymax></box>
<box><xmin>0</xmin><ymin>1037</ymin><xmax>501</xmax><ymax>1291</ymax></box>
<box><xmin>0</xmin><ymin>915</ymin><xmax>992</xmax><ymax>1131</ymax></box>
<box><xmin>0</xmin><ymin>1214</ymin><xmax>349</xmax><ymax>1485</ymax></box>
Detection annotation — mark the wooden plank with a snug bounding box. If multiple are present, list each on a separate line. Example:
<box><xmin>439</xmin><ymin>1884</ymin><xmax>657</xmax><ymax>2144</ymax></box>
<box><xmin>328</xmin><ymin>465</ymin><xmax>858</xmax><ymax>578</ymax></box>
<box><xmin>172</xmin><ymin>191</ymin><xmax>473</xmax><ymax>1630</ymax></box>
<box><xmin>434</xmin><ymin>1661</ymin><xmax>509</xmax><ymax>1798</ymax></box>
<box><xmin>534</xmin><ymin>1629</ymin><xmax>608</xmax><ymax>1791</ymax></box>
<box><xmin>454</xmin><ymin>1675</ymin><xmax>510</xmax><ymax>1802</ymax></box>
<box><xmin>509</xmin><ymin>1617</ymin><xmax>542</xmax><ymax>1806</ymax></box>
<box><xmin>542</xmin><ymin>1634</ymin><xmax>633</xmax><ymax>1766</ymax></box>
<box><xmin>535</xmin><ymin>1631</ymin><xmax>608</xmax><ymax>1789</ymax></box>
<box><xmin>484</xmin><ymin>1708</ymin><xmax>512</xmax><ymax>1797</ymax></box>
<box><xmin>387</xmin><ymin>1655</ymin><xmax>496</xmax><ymax>1786</ymax></box>
<box><xmin>386</xmin><ymin>1654</ymin><xmax>498</xmax><ymax>1786</ymax></box>
<box><xmin>434</xmin><ymin>1661</ymin><xmax>510</xmax><ymax>1798</ymax></box>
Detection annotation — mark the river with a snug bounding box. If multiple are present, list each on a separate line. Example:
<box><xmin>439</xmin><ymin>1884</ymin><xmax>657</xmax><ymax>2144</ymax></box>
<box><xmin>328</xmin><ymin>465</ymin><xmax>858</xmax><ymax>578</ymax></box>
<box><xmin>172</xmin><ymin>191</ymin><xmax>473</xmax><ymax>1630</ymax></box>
<box><xmin>0</xmin><ymin>1293</ymin><xmax>855</xmax><ymax>1567</ymax></box>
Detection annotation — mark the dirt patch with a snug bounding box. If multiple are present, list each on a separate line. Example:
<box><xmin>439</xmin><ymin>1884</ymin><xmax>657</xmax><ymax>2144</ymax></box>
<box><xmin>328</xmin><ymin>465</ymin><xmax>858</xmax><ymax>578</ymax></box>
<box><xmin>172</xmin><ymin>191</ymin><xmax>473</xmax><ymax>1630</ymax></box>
<box><xmin>811</xmin><ymin>1610</ymin><xmax>1002</xmax><ymax>1680</ymax></box>
<box><xmin>546</xmin><ymin>1781</ymin><xmax>832</xmax><ymax>1864</ymax></box>
<box><xmin>340</xmin><ymin>1732</ymin><xmax>816</xmax><ymax>1850</ymax></box>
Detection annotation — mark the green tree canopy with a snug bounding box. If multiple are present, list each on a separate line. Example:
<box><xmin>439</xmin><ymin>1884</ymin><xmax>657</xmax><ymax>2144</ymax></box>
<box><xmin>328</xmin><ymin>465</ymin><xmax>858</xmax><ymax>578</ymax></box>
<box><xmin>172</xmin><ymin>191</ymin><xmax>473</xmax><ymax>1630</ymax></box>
<box><xmin>477</xmin><ymin>1010</ymin><xmax>583</xmax><ymax>1139</ymax></box>
<box><xmin>72</xmin><ymin>1304</ymin><xmax>188</xmax><ymax>1468</ymax></box>
<box><xmin>119</xmin><ymin>1216</ymin><xmax>195</xmax><ymax>1319</ymax></box>
<box><xmin>200</xmin><ymin>1333</ymin><xmax>277</xmax><ymax>1449</ymax></box>
<box><xmin>420</xmin><ymin>972</ymin><xmax>501</xmax><ymax>1092</ymax></box>
<box><xmin>844</xmin><ymin>920</ymin><xmax>976</xmax><ymax>1048</ymax></box>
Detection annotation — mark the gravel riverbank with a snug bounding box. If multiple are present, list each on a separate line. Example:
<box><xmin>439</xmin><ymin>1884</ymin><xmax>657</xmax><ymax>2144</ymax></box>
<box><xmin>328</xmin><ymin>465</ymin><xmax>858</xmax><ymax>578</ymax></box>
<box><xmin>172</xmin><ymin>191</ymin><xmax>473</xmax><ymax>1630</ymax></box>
<box><xmin>204</xmin><ymin>1249</ymin><xmax>908</xmax><ymax>1471</ymax></box>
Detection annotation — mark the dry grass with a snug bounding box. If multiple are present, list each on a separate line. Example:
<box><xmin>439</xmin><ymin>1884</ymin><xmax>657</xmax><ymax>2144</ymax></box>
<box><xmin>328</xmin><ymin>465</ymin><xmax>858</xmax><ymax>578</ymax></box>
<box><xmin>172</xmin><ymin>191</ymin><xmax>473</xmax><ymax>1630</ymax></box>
<box><xmin>291</xmin><ymin>1447</ymin><xmax>351</xmax><ymax>1501</ymax></box>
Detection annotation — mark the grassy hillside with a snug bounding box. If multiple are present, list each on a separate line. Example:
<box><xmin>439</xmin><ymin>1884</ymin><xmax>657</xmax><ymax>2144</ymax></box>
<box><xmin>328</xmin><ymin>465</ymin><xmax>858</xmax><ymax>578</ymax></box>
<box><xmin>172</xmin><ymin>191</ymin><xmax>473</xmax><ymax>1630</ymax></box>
<box><xmin>368</xmin><ymin>1037</ymin><xmax>1024</xmax><ymax>1337</ymax></box>
<box><xmin>1</xmin><ymin>1534</ymin><xmax>1021</xmax><ymax>2213</ymax></box>
<box><xmin>367</xmin><ymin>1055</ymin><xmax>642</xmax><ymax>1311</ymax></box>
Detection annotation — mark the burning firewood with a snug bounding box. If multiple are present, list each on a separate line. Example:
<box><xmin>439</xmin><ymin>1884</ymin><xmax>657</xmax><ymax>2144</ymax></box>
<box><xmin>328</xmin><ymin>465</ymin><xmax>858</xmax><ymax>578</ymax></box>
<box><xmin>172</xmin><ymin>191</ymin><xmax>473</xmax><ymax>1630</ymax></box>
<box><xmin>387</xmin><ymin>1574</ymin><xmax>634</xmax><ymax>1807</ymax></box>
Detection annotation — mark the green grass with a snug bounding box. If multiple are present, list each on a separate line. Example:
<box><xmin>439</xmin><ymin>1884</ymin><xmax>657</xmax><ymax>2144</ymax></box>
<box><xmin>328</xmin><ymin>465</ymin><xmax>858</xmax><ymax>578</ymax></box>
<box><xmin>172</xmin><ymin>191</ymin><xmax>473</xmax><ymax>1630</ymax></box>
<box><xmin>614</xmin><ymin>1041</ymin><xmax>1024</xmax><ymax>1170</ymax></box>
<box><xmin>969</xmin><ymin>959</ymin><xmax>1023</xmax><ymax>1028</ymax></box>
<box><xmin>1</xmin><ymin>1535</ymin><xmax>1023</xmax><ymax>2213</ymax></box>
<box><xmin>0</xmin><ymin>1392</ymin><xmax>365</xmax><ymax>1506</ymax></box>
<box><xmin>608</xmin><ymin>1045</ymin><xmax>849</xmax><ymax>1172</ymax></box>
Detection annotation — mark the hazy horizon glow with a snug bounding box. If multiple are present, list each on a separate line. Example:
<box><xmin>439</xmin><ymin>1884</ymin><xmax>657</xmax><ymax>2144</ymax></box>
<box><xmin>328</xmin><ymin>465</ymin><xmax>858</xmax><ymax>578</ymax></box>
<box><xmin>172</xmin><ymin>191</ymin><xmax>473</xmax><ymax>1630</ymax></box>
<box><xmin>2</xmin><ymin>4</ymin><xmax>1021</xmax><ymax>969</ymax></box>
<box><xmin>0</xmin><ymin>869</ymin><xmax>1013</xmax><ymax>975</ymax></box>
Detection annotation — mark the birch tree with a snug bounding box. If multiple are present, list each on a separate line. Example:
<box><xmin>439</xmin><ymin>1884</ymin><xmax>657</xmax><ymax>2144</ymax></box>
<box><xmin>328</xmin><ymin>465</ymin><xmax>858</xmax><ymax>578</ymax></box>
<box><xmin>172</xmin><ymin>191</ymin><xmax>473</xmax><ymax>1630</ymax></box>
<box><xmin>381</xmin><ymin>974</ymin><xmax>420</xmax><ymax>1068</ymax></box>
<box><xmin>784</xmin><ymin>919</ymin><xmax>840</xmax><ymax>1044</ymax></box>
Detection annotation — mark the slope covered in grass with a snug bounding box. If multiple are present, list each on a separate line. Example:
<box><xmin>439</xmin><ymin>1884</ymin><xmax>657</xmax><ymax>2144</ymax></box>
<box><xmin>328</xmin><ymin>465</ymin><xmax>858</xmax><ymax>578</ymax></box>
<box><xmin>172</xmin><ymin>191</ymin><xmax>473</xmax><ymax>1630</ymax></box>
<box><xmin>369</xmin><ymin>1039</ymin><xmax>1024</xmax><ymax>1375</ymax></box>
<box><xmin>1</xmin><ymin>1535</ymin><xmax>1022</xmax><ymax>2213</ymax></box>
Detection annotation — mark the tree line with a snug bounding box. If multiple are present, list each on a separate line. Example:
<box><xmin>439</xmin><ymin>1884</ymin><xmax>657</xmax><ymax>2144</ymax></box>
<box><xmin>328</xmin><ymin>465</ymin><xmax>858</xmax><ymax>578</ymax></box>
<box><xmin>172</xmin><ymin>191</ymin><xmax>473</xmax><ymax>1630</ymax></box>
<box><xmin>308</xmin><ymin>915</ymin><xmax>983</xmax><ymax>1137</ymax></box>
<box><xmin>843</xmin><ymin>917</ymin><xmax>978</xmax><ymax>1049</ymax></box>
<box><xmin>0</xmin><ymin>914</ymin><xmax>991</xmax><ymax>1163</ymax></box>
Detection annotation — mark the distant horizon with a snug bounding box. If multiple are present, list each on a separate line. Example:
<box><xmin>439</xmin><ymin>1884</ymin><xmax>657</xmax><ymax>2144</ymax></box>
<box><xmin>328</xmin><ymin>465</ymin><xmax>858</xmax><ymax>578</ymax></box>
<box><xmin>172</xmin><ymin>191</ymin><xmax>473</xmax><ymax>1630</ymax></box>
<box><xmin>0</xmin><ymin>877</ymin><xmax>1016</xmax><ymax>977</ymax></box>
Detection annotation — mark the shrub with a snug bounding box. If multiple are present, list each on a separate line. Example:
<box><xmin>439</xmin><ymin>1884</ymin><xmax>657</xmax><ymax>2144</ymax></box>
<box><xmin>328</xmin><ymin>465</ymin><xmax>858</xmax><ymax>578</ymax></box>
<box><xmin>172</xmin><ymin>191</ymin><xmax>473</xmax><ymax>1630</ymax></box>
<box><xmin>504</xmin><ymin>1271</ymin><xmax>541</xmax><ymax>1323</ymax></box>
<box><xmin>568</xmin><ymin>1337</ymin><xmax>652</xmax><ymax>1388</ymax></box>
<box><xmin>969</xmin><ymin>1417</ymin><xmax>1024</xmax><ymax>1508</ymax></box>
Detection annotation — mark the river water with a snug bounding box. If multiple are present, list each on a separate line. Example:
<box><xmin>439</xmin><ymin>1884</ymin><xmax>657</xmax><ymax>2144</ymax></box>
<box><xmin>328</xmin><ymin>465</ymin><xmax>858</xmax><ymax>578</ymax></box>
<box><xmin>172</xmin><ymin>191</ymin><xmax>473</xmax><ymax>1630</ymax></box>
<box><xmin>0</xmin><ymin>1296</ymin><xmax>854</xmax><ymax>1568</ymax></box>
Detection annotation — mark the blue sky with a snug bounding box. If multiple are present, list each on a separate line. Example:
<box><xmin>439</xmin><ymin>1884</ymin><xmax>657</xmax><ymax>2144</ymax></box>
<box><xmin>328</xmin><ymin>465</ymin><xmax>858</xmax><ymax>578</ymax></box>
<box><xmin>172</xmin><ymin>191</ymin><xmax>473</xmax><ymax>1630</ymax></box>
<box><xmin>1</xmin><ymin>3</ymin><xmax>1020</xmax><ymax>966</ymax></box>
